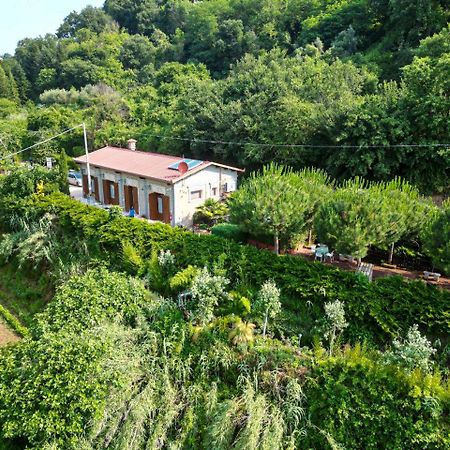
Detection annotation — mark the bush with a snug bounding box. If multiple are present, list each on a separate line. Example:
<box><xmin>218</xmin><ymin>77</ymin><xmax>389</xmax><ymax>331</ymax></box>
<box><xmin>303</xmin><ymin>348</ymin><xmax>450</xmax><ymax>449</ymax></box>
<box><xmin>0</xmin><ymin>304</ymin><xmax>28</xmax><ymax>337</ymax></box>
<box><xmin>211</xmin><ymin>223</ymin><xmax>247</xmax><ymax>243</ymax></box>
<box><xmin>33</xmin><ymin>267</ymin><xmax>149</xmax><ymax>336</ymax></box>
<box><xmin>423</xmin><ymin>201</ymin><xmax>450</xmax><ymax>275</ymax></box>
<box><xmin>1</xmin><ymin>193</ymin><xmax>448</xmax><ymax>346</ymax></box>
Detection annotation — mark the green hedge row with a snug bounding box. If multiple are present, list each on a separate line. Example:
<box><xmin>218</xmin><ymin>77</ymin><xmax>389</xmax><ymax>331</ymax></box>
<box><xmin>1</xmin><ymin>193</ymin><xmax>449</xmax><ymax>345</ymax></box>
<box><xmin>0</xmin><ymin>304</ymin><xmax>28</xmax><ymax>338</ymax></box>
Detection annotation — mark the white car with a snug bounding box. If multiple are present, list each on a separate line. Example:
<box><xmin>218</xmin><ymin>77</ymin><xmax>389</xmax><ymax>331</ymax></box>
<box><xmin>68</xmin><ymin>171</ymin><xmax>82</xmax><ymax>187</ymax></box>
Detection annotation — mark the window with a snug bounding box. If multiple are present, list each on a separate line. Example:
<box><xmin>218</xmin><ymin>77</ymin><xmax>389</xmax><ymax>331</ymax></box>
<box><xmin>157</xmin><ymin>196</ymin><xmax>163</xmax><ymax>214</ymax></box>
<box><xmin>190</xmin><ymin>190</ymin><xmax>202</xmax><ymax>200</ymax></box>
<box><xmin>212</xmin><ymin>187</ymin><xmax>218</xmax><ymax>196</ymax></box>
<box><xmin>91</xmin><ymin>179</ymin><xmax>96</xmax><ymax>192</ymax></box>
<box><xmin>109</xmin><ymin>183</ymin><xmax>115</xmax><ymax>199</ymax></box>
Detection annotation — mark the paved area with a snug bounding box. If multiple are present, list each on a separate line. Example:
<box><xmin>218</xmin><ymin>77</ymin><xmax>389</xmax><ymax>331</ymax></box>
<box><xmin>69</xmin><ymin>185</ymin><xmax>83</xmax><ymax>200</ymax></box>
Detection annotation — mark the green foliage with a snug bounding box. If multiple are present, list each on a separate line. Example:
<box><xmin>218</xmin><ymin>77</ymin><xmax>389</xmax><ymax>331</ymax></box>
<box><xmin>33</xmin><ymin>267</ymin><xmax>148</xmax><ymax>336</ymax></box>
<box><xmin>383</xmin><ymin>324</ymin><xmax>437</xmax><ymax>372</ymax></box>
<box><xmin>121</xmin><ymin>240</ymin><xmax>143</xmax><ymax>275</ymax></box>
<box><xmin>230</xmin><ymin>164</ymin><xmax>310</xmax><ymax>254</ymax></box>
<box><xmin>169</xmin><ymin>265</ymin><xmax>200</xmax><ymax>293</ymax></box>
<box><xmin>303</xmin><ymin>348</ymin><xmax>450</xmax><ymax>449</ymax></box>
<box><xmin>2</xmin><ymin>192</ymin><xmax>448</xmax><ymax>345</ymax></box>
<box><xmin>422</xmin><ymin>200</ymin><xmax>450</xmax><ymax>274</ymax></box>
<box><xmin>211</xmin><ymin>223</ymin><xmax>247</xmax><ymax>243</ymax></box>
<box><xmin>193</xmin><ymin>198</ymin><xmax>229</xmax><ymax>227</ymax></box>
<box><xmin>189</xmin><ymin>267</ymin><xmax>230</xmax><ymax>325</ymax></box>
<box><xmin>315</xmin><ymin>179</ymin><xmax>385</xmax><ymax>259</ymax></box>
<box><xmin>0</xmin><ymin>166</ymin><xmax>61</xmax><ymax>199</ymax></box>
<box><xmin>0</xmin><ymin>304</ymin><xmax>28</xmax><ymax>338</ymax></box>
<box><xmin>0</xmin><ymin>323</ymin><xmax>138</xmax><ymax>449</ymax></box>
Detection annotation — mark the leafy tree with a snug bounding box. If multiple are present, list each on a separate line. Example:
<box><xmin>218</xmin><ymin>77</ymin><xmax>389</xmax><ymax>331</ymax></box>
<box><xmin>1</xmin><ymin>57</ymin><xmax>29</xmax><ymax>102</ymax></box>
<box><xmin>0</xmin><ymin>65</ymin><xmax>18</xmax><ymax>102</ymax></box>
<box><xmin>331</xmin><ymin>25</ymin><xmax>359</xmax><ymax>57</ymax></box>
<box><xmin>57</xmin><ymin>6</ymin><xmax>116</xmax><ymax>38</ymax></box>
<box><xmin>119</xmin><ymin>34</ymin><xmax>156</xmax><ymax>70</ymax></box>
<box><xmin>14</xmin><ymin>34</ymin><xmax>61</xmax><ymax>97</ymax></box>
<box><xmin>230</xmin><ymin>164</ymin><xmax>310</xmax><ymax>254</ymax></box>
<box><xmin>254</xmin><ymin>279</ymin><xmax>281</xmax><ymax>337</ymax></box>
<box><xmin>60</xmin><ymin>58</ymin><xmax>100</xmax><ymax>89</ymax></box>
<box><xmin>400</xmin><ymin>26</ymin><xmax>450</xmax><ymax>193</ymax></box>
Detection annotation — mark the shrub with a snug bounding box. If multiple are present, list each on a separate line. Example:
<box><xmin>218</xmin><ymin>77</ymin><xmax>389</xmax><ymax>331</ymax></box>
<box><xmin>383</xmin><ymin>324</ymin><xmax>436</xmax><ymax>372</ymax></box>
<box><xmin>302</xmin><ymin>349</ymin><xmax>449</xmax><ymax>449</ymax></box>
<box><xmin>0</xmin><ymin>304</ymin><xmax>28</xmax><ymax>337</ymax></box>
<box><xmin>1</xmin><ymin>193</ymin><xmax>448</xmax><ymax>346</ymax></box>
<box><xmin>422</xmin><ymin>200</ymin><xmax>450</xmax><ymax>274</ymax></box>
<box><xmin>211</xmin><ymin>223</ymin><xmax>247</xmax><ymax>243</ymax></box>
<box><xmin>33</xmin><ymin>267</ymin><xmax>149</xmax><ymax>336</ymax></box>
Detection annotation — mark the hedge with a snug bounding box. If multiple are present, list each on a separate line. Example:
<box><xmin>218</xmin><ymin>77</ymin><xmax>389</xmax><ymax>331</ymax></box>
<box><xmin>1</xmin><ymin>193</ymin><xmax>449</xmax><ymax>345</ymax></box>
<box><xmin>0</xmin><ymin>304</ymin><xmax>28</xmax><ymax>338</ymax></box>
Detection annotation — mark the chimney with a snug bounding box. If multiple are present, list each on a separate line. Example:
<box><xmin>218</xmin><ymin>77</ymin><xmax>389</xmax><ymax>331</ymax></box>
<box><xmin>127</xmin><ymin>139</ymin><xmax>137</xmax><ymax>151</ymax></box>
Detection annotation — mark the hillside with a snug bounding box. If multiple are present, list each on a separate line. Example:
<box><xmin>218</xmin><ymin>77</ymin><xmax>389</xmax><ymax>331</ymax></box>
<box><xmin>0</xmin><ymin>0</ymin><xmax>449</xmax><ymax>193</ymax></box>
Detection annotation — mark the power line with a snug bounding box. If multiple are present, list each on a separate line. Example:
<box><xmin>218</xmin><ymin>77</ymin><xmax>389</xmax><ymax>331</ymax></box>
<box><xmin>135</xmin><ymin>132</ymin><xmax>450</xmax><ymax>149</ymax></box>
<box><xmin>0</xmin><ymin>124</ymin><xmax>84</xmax><ymax>162</ymax></box>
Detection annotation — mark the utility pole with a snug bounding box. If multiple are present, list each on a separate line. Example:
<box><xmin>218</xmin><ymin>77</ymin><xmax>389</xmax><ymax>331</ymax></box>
<box><xmin>82</xmin><ymin>123</ymin><xmax>92</xmax><ymax>200</ymax></box>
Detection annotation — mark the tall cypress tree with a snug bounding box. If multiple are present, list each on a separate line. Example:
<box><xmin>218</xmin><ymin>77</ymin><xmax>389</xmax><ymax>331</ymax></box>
<box><xmin>0</xmin><ymin>65</ymin><xmax>9</xmax><ymax>98</ymax></box>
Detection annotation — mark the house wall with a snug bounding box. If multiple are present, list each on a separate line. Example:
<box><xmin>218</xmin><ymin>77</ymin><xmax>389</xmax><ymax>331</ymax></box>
<box><xmin>173</xmin><ymin>165</ymin><xmax>238</xmax><ymax>227</ymax></box>
<box><xmin>78</xmin><ymin>164</ymin><xmax>172</xmax><ymax>219</ymax></box>
<box><xmin>78</xmin><ymin>163</ymin><xmax>239</xmax><ymax>228</ymax></box>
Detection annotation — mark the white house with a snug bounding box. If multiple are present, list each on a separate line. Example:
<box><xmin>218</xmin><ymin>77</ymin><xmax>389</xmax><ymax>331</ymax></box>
<box><xmin>74</xmin><ymin>140</ymin><xmax>244</xmax><ymax>227</ymax></box>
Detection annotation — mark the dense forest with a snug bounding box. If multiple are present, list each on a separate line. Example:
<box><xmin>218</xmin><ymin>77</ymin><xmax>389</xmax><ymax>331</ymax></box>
<box><xmin>0</xmin><ymin>0</ymin><xmax>449</xmax><ymax>193</ymax></box>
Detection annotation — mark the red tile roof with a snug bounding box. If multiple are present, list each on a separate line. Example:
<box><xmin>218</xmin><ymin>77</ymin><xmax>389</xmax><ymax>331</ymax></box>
<box><xmin>74</xmin><ymin>146</ymin><xmax>243</xmax><ymax>183</ymax></box>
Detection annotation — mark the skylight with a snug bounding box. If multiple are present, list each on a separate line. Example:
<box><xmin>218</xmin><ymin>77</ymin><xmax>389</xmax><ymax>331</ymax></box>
<box><xmin>168</xmin><ymin>159</ymin><xmax>203</xmax><ymax>171</ymax></box>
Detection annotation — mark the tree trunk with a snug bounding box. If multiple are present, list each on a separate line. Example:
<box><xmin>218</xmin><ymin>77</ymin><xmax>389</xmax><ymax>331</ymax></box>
<box><xmin>308</xmin><ymin>228</ymin><xmax>313</xmax><ymax>246</ymax></box>
<box><xmin>274</xmin><ymin>232</ymin><xmax>279</xmax><ymax>255</ymax></box>
<box><xmin>357</xmin><ymin>257</ymin><xmax>361</xmax><ymax>266</ymax></box>
<box><xmin>262</xmin><ymin>310</ymin><xmax>268</xmax><ymax>337</ymax></box>
<box><xmin>388</xmin><ymin>242</ymin><xmax>395</xmax><ymax>265</ymax></box>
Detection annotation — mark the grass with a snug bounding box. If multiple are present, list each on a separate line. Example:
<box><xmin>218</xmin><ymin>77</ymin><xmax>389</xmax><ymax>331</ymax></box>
<box><xmin>0</xmin><ymin>264</ymin><xmax>52</xmax><ymax>328</ymax></box>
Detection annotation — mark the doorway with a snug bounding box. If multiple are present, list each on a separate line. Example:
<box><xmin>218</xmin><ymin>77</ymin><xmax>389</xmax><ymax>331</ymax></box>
<box><xmin>124</xmin><ymin>185</ymin><xmax>139</xmax><ymax>214</ymax></box>
<box><xmin>149</xmin><ymin>192</ymin><xmax>170</xmax><ymax>223</ymax></box>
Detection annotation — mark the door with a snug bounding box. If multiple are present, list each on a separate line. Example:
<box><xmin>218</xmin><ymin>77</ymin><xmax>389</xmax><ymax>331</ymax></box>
<box><xmin>93</xmin><ymin>177</ymin><xmax>100</xmax><ymax>202</ymax></box>
<box><xmin>103</xmin><ymin>180</ymin><xmax>110</xmax><ymax>204</ymax></box>
<box><xmin>149</xmin><ymin>192</ymin><xmax>170</xmax><ymax>224</ymax></box>
<box><xmin>124</xmin><ymin>185</ymin><xmax>139</xmax><ymax>214</ymax></box>
<box><xmin>103</xmin><ymin>180</ymin><xmax>120</xmax><ymax>205</ymax></box>
<box><xmin>82</xmin><ymin>175</ymin><xmax>88</xmax><ymax>196</ymax></box>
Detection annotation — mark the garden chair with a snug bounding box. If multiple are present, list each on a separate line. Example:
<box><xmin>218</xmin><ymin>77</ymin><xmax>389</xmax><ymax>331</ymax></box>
<box><xmin>357</xmin><ymin>262</ymin><xmax>374</xmax><ymax>282</ymax></box>
<box><xmin>315</xmin><ymin>245</ymin><xmax>329</xmax><ymax>262</ymax></box>
<box><xmin>324</xmin><ymin>251</ymin><xmax>334</xmax><ymax>262</ymax></box>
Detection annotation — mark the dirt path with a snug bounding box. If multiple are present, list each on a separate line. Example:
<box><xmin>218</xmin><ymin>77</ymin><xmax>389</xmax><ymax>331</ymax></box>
<box><xmin>0</xmin><ymin>321</ymin><xmax>20</xmax><ymax>346</ymax></box>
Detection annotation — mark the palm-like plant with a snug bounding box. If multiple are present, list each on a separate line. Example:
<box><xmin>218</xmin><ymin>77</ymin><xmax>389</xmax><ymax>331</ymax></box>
<box><xmin>228</xmin><ymin>319</ymin><xmax>256</xmax><ymax>346</ymax></box>
<box><xmin>193</xmin><ymin>198</ymin><xmax>229</xmax><ymax>227</ymax></box>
